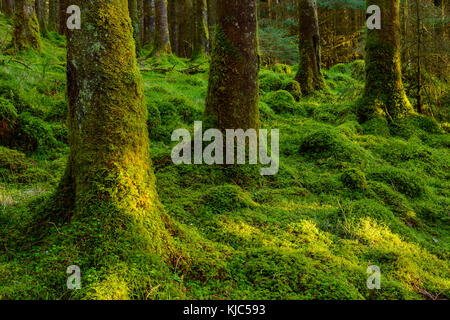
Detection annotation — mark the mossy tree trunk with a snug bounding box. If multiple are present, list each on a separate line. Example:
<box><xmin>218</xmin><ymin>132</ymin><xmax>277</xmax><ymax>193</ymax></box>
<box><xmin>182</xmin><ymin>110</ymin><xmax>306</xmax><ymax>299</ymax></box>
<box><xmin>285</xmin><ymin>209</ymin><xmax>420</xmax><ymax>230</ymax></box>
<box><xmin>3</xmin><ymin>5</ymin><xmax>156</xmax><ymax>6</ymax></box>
<box><xmin>294</xmin><ymin>0</ymin><xmax>324</xmax><ymax>95</ymax></box>
<box><xmin>35</xmin><ymin>0</ymin><xmax>47</xmax><ymax>35</ymax></box>
<box><xmin>12</xmin><ymin>0</ymin><xmax>42</xmax><ymax>52</ymax></box>
<box><xmin>153</xmin><ymin>0</ymin><xmax>171</xmax><ymax>55</ymax></box>
<box><xmin>206</xmin><ymin>0</ymin><xmax>216</xmax><ymax>53</ymax></box>
<box><xmin>128</xmin><ymin>0</ymin><xmax>141</xmax><ymax>50</ymax></box>
<box><xmin>143</xmin><ymin>0</ymin><xmax>155</xmax><ymax>45</ymax></box>
<box><xmin>64</xmin><ymin>0</ymin><xmax>171</xmax><ymax>272</ymax></box>
<box><xmin>205</xmin><ymin>0</ymin><xmax>260</xmax><ymax>131</ymax></box>
<box><xmin>1</xmin><ymin>0</ymin><xmax>14</xmax><ymax>17</ymax></box>
<box><xmin>360</xmin><ymin>0</ymin><xmax>413</xmax><ymax>120</ymax></box>
<box><xmin>48</xmin><ymin>0</ymin><xmax>58</xmax><ymax>32</ymax></box>
<box><xmin>192</xmin><ymin>0</ymin><xmax>209</xmax><ymax>59</ymax></box>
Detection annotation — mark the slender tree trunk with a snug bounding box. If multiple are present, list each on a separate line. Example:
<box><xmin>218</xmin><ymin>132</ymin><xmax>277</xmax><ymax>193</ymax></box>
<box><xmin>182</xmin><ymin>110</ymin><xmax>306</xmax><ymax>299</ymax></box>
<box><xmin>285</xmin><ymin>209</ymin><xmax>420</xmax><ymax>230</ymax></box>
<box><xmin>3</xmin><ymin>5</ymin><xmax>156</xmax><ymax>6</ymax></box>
<box><xmin>48</xmin><ymin>0</ymin><xmax>58</xmax><ymax>31</ymax></box>
<box><xmin>205</xmin><ymin>0</ymin><xmax>260</xmax><ymax>131</ymax></box>
<box><xmin>153</xmin><ymin>0</ymin><xmax>171</xmax><ymax>55</ymax></box>
<box><xmin>64</xmin><ymin>0</ymin><xmax>170</xmax><ymax>280</ymax></box>
<box><xmin>143</xmin><ymin>0</ymin><xmax>155</xmax><ymax>45</ymax></box>
<box><xmin>415</xmin><ymin>0</ymin><xmax>422</xmax><ymax>113</ymax></box>
<box><xmin>192</xmin><ymin>0</ymin><xmax>208</xmax><ymax>58</ymax></box>
<box><xmin>129</xmin><ymin>0</ymin><xmax>141</xmax><ymax>50</ymax></box>
<box><xmin>206</xmin><ymin>0</ymin><xmax>216</xmax><ymax>53</ymax></box>
<box><xmin>360</xmin><ymin>0</ymin><xmax>413</xmax><ymax>120</ymax></box>
<box><xmin>167</xmin><ymin>0</ymin><xmax>178</xmax><ymax>54</ymax></box>
<box><xmin>294</xmin><ymin>0</ymin><xmax>324</xmax><ymax>95</ymax></box>
<box><xmin>58</xmin><ymin>0</ymin><xmax>66</xmax><ymax>35</ymax></box>
<box><xmin>1</xmin><ymin>0</ymin><xmax>14</xmax><ymax>17</ymax></box>
<box><xmin>176</xmin><ymin>0</ymin><xmax>194</xmax><ymax>57</ymax></box>
<box><xmin>34</xmin><ymin>0</ymin><xmax>47</xmax><ymax>34</ymax></box>
<box><xmin>12</xmin><ymin>0</ymin><xmax>41</xmax><ymax>52</ymax></box>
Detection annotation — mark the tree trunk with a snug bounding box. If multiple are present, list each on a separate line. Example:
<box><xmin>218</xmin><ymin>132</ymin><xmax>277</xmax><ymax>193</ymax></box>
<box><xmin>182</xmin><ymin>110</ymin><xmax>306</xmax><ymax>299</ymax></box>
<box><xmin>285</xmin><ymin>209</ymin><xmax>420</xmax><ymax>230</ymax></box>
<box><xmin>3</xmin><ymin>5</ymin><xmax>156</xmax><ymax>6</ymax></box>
<box><xmin>12</xmin><ymin>0</ymin><xmax>41</xmax><ymax>52</ymax></box>
<box><xmin>192</xmin><ymin>0</ymin><xmax>208</xmax><ymax>58</ymax></box>
<box><xmin>206</xmin><ymin>0</ymin><xmax>216</xmax><ymax>53</ymax></box>
<box><xmin>48</xmin><ymin>0</ymin><xmax>58</xmax><ymax>31</ymax></box>
<box><xmin>153</xmin><ymin>0</ymin><xmax>171</xmax><ymax>55</ymax></box>
<box><xmin>167</xmin><ymin>0</ymin><xmax>178</xmax><ymax>54</ymax></box>
<box><xmin>360</xmin><ymin>0</ymin><xmax>413</xmax><ymax>120</ymax></box>
<box><xmin>1</xmin><ymin>0</ymin><xmax>14</xmax><ymax>17</ymax></box>
<box><xmin>205</xmin><ymin>0</ymin><xmax>260</xmax><ymax>131</ymax></box>
<box><xmin>58</xmin><ymin>0</ymin><xmax>66</xmax><ymax>35</ymax></box>
<box><xmin>64</xmin><ymin>0</ymin><xmax>170</xmax><ymax>281</ymax></box>
<box><xmin>294</xmin><ymin>0</ymin><xmax>324</xmax><ymax>95</ymax></box>
<box><xmin>143</xmin><ymin>0</ymin><xmax>155</xmax><ymax>45</ymax></box>
<box><xmin>34</xmin><ymin>0</ymin><xmax>47</xmax><ymax>34</ymax></box>
<box><xmin>175</xmin><ymin>0</ymin><xmax>194</xmax><ymax>57</ymax></box>
<box><xmin>128</xmin><ymin>0</ymin><xmax>140</xmax><ymax>50</ymax></box>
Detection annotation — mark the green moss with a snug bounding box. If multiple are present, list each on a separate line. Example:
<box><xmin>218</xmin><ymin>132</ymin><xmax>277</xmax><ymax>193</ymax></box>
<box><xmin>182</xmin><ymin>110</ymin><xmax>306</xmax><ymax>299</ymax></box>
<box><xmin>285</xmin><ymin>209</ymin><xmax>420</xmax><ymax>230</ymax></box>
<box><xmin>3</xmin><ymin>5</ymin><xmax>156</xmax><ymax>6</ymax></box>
<box><xmin>299</xmin><ymin>127</ymin><xmax>367</xmax><ymax>163</ymax></box>
<box><xmin>203</xmin><ymin>184</ymin><xmax>252</xmax><ymax>214</ymax></box>
<box><xmin>264</xmin><ymin>90</ymin><xmax>296</xmax><ymax>114</ymax></box>
<box><xmin>272</xmin><ymin>63</ymin><xmax>292</xmax><ymax>74</ymax></box>
<box><xmin>341</xmin><ymin>168</ymin><xmax>368</xmax><ymax>191</ymax></box>
<box><xmin>281</xmin><ymin>79</ymin><xmax>302</xmax><ymax>101</ymax></box>
<box><xmin>259</xmin><ymin>71</ymin><xmax>283</xmax><ymax>92</ymax></box>
<box><xmin>367</xmin><ymin>166</ymin><xmax>426</xmax><ymax>198</ymax></box>
<box><xmin>12</xmin><ymin>0</ymin><xmax>42</xmax><ymax>52</ymax></box>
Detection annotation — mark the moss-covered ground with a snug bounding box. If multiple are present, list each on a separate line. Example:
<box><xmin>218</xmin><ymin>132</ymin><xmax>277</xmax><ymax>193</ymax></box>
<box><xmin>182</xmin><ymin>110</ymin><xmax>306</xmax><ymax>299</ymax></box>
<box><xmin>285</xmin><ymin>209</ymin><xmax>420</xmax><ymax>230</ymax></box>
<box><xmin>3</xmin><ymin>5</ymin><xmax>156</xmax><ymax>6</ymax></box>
<box><xmin>0</xmin><ymin>15</ymin><xmax>449</xmax><ymax>300</ymax></box>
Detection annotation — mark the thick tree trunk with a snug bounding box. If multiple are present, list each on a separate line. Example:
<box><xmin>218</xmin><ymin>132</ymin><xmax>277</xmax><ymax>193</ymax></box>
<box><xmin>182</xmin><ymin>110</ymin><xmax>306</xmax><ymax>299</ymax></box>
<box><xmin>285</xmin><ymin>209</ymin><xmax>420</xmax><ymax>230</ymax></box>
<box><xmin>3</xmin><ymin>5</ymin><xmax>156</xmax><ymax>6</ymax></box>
<box><xmin>12</xmin><ymin>0</ymin><xmax>41</xmax><ymax>52</ymax></box>
<box><xmin>153</xmin><ymin>0</ymin><xmax>171</xmax><ymax>55</ymax></box>
<box><xmin>65</xmin><ymin>0</ymin><xmax>170</xmax><ymax>271</ymax></box>
<box><xmin>143</xmin><ymin>0</ymin><xmax>155</xmax><ymax>45</ymax></box>
<box><xmin>192</xmin><ymin>0</ymin><xmax>208</xmax><ymax>58</ymax></box>
<box><xmin>360</xmin><ymin>0</ymin><xmax>413</xmax><ymax>120</ymax></box>
<box><xmin>34</xmin><ymin>0</ymin><xmax>47</xmax><ymax>34</ymax></box>
<box><xmin>205</xmin><ymin>0</ymin><xmax>260</xmax><ymax>131</ymax></box>
<box><xmin>294</xmin><ymin>0</ymin><xmax>324</xmax><ymax>95</ymax></box>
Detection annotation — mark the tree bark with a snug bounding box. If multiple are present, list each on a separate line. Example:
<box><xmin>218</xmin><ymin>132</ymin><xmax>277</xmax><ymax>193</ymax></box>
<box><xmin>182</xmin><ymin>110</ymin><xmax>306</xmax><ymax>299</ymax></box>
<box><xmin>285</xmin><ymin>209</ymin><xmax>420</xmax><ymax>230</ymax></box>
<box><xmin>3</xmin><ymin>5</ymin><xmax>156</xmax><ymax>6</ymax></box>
<box><xmin>206</xmin><ymin>0</ymin><xmax>216</xmax><ymax>53</ymax></box>
<box><xmin>48</xmin><ymin>0</ymin><xmax>58</xmax><ymax>31</ymax></box>
<box><xmin>58</xmin><ymin>0</ymin><xmax>66</xmax><ymax>35</ymax></box>
<box><xmin>143</xmin><ymin>0</ymin><xmax>155</xmax><ymax>45</ymax></box>
<box><xmin>153</xmin><ymin>0</ymin><xmax>171</xmax><ymax>55</ymax></box>
<box><xmin>1</xmin><ymin>0</ymin><xmax>14</xmax><ymax>17</ymax></box>
<box><xmin>64</xmin><ymin>0</ymin><xmax>170</xmax><ymax>271</ymax></box>
<box><xmin>205</xmin><ymin>0</ymin><xmax>260</xmax><ymax>131</ymax></box>
<box><xmin>294</xmin><ymin>0</ymin><xmax>324</xmax><ymax>95</ymax></box>
<box><xmin>12</xmin><ymin>0</ymin><xmax>41</xmax><ymax>52</ymax></box>
<box><xmin>192</xmin><ymin>0</ymin><xmax>208</xmax><ymax>58</ymax></box>
<box><xmin>34</xmin><ymin>0</ymin><xmax>47</xmax><ymax>34</ymax></box>
<box><xmin>128</xmin><ymin>0</ymin><xmax>140</xmax><ymax>50</ymax></box>
<box><xmin>360</xmin><ymin>0</ymin><xmax>413</xmax><ymax>120</ymax></box>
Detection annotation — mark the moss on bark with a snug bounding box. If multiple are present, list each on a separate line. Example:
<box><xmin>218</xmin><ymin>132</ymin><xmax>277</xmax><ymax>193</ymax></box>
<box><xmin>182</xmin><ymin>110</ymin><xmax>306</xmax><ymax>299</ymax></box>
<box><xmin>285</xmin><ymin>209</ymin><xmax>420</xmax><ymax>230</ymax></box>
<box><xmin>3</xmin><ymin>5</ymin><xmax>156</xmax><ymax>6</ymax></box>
<box><xmin>294</xmin><ymin>0</ymin><xmax>324</xmax><ymax>95</ymax></box>
<box><xmin>359</xmin><ymin>0</ymin><xmax>414</xmax><ymax>120</ymax></box>
<box><xmin>192</xmin><ymin>0</ymin><xmax>209</xmax><ymax>59</ymax></box>
<box><xmin>12</xmin><ymin>0</ymin><xmax>42</xmax><ymax>52</ymax></box>
<box><xmin>62</xmin><ymin>0</ymin><xmax>173</xmax><ymax>295</ymax></box>
<box><xmin>205</xmin><ymin>0</ymin><xmax>260</xmax><ymax>131</ymax></box>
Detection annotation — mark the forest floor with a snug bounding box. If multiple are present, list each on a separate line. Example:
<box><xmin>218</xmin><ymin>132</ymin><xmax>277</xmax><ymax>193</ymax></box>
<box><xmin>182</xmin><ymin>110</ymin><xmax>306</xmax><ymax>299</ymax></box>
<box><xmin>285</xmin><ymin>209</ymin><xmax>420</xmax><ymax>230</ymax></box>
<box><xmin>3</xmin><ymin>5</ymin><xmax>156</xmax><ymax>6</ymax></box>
<box><xmin>0</xmin><ymin>14</ymin><xmax>449</xmax><ymax>300</ymax></box>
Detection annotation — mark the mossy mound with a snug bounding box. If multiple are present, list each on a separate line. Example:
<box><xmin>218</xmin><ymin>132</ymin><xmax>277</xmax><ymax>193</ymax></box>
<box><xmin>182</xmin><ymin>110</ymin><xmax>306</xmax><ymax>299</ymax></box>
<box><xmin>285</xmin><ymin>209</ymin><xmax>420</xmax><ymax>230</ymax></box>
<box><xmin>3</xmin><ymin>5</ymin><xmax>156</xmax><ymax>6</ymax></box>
<box><xmin>203</xmin><ymin>184</ymin><xmax>253</xmax><ymax>214</ymax></box>
<box><xmin>341</xmin><ymin>168</ymin><xmax>368</xmax><ymax>191</ymax></box>
<box><xmin>264</xmin><ymin>90</ymin><xmax>296</xmax><ymax>114</ymax></box>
